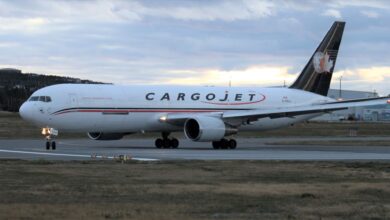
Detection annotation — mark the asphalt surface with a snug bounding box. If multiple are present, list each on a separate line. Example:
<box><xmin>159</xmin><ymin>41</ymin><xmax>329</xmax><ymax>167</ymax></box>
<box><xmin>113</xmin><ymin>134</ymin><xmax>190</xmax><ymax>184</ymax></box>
<box><xmin>1</xmin><ymin>137</ymin><xmax>390</xmax><ymax>161</ymax></box>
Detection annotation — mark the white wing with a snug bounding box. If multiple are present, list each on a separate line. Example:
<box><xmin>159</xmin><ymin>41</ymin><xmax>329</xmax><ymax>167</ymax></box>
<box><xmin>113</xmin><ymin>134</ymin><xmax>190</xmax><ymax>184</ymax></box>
<box><xmin>164</xmin><ymin>97</ymin><xmax>389</xmax><ymax>125</ymax></box>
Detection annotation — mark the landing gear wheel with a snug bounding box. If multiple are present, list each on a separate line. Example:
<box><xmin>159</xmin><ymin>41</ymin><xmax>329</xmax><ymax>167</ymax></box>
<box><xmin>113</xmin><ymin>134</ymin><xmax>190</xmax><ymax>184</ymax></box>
<box><xmin>212</xmin><ymin>141</ymin><xmax>221</xmax><ymax>149</ymax></box>
<box><xmin>162</xmin><ymin>139</ymin><xmax>171</xmax><ymax>148</ymax></box>
<box><xmin>155</xmin><ymin>138</ymin><xmax>163</xmax><ymax>148</ymax></box>
<box><xmin>46</xmin><ymin>141</ymin><xmax>50</xmax><ymax>150</ymax></box>
<box><xmin>171</xmin><ymin>138</ymin><xmax>179</xmax><ymax>149</ymax></box>
<box><xmin>155</xmin><ymin>133</ymin><xmax>180</xmax><ymax>149</ymax></box>
<box><xmin>221</xmin><ymin>139</ymin><xmax>229</xmax><ymax>149</ymax></box>
<box><xmin>212</xmin><ymin>139</ymin><xmax>237</xmax><ymax>150</ymax></box>
<box><xmin>228</xmin><ymin>139</ymin><xmax>237</xmax><ymax>149</ymax></box>
<box><xmin>51</xmin><ymin>141</ymin><xmax>56</xmax><ymax>150</ymax></box>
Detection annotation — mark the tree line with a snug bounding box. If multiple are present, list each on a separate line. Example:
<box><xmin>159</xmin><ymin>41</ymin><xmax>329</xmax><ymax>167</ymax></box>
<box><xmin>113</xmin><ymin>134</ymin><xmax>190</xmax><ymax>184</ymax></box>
<box><xmin>0</xmin><ymin>68</ymin><xmax>104</xmax><ymax>112</ymax></box>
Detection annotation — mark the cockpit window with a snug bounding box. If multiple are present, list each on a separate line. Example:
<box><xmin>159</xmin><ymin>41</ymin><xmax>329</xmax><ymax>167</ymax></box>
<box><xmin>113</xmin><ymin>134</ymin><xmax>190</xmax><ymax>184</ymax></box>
<box><xmin>29</xmin><ymin>96</ymin><xmax>39</xmax><ymax>101</ymax></box>
<box><xmin>29</xmin><ymin>96</ymin><xmax>52</xmax><ymax>102</ymax></box>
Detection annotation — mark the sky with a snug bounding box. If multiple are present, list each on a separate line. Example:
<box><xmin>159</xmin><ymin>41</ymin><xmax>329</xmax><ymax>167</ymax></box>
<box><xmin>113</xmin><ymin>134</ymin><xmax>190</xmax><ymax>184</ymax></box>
<box><xmin>0</xmin><ymin>0</ymin><xmax>390</xmax><ymax>95</ymax></box>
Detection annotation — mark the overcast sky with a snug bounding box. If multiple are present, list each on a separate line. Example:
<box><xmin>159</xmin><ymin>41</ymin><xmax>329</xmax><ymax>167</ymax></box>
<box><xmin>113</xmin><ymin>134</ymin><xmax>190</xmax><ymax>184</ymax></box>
<box><xmin>1</xmin><ymin>0</ymin><xmax>390</xmax><ymax>95</ymax></box>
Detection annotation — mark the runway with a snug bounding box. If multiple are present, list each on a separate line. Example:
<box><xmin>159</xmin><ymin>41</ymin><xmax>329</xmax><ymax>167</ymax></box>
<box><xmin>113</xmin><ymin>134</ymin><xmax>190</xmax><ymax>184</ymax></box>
<box><xmin>1</xmin><ymin>137</ymin><xmax>390</xmax><ymax>161</ymax></box>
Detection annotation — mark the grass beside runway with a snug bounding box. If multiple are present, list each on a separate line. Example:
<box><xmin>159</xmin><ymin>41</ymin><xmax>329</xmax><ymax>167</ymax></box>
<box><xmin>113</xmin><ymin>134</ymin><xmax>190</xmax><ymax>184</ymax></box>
<box><xmin>0</xmin><ymin>160</ymin><xmax>390</xmax><ymax>219</ymax></box>
<box><xmin>2</xmin><ymin>111</ymin><xmax>390</xmax><ymax>139</ymax></box>
<box><xmin>267</xmin><ymin>140</ymin><xmax>390</xmax><ymax>146</ymax></box>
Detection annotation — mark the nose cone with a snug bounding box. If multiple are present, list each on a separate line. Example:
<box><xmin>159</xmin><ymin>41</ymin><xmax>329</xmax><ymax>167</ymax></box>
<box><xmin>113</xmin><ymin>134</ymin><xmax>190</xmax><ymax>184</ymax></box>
<box><xmin>19</xmin><ymin>102</ymin><xmax>33</xmax><ymax>122</ymax></box>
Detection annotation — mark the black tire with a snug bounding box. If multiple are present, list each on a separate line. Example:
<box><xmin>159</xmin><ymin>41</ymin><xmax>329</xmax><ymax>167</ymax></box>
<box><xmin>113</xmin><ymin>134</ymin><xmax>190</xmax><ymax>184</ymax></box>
<box><xmin>155</xmin><ymin>138</ymin><xmax>163</xmax><ymax>148</ymax></box>
<box><xmin>51</xmin><ymin>141</ymin><xmax>56</xmax><ymax>150</ymax></box>
<box><xmin>212</xmin><ymin>141</ymin><xmax>220</xmax><ymax>149</ymax></box>
<box><xmin>220</xmin><ymin>139</ymin><xmax>229</xmax><ymax>149</ymax></box>
<box><xmin>171</xmin><ymin>138</ymin><xmax>179</xmax><ymax>148</ymax></box>
<box><xmin>163</xmin><ymin>139</ymin><xmax>171</xmax><ymax>148</ymax></box>
<box><xmin>228</xmin><ymin>139</ymin><xmax>237</xmax><ymax>149</ymax></box>
<box><xmin>46</xmin><ymin>141</ymin><xmax>50</xmax><ymax>150</ymax></box>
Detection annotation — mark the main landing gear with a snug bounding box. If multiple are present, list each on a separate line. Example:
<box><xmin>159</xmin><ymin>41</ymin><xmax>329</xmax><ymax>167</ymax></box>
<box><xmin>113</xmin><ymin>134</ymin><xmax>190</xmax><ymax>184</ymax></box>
<box><xmin>212</xmin><ymin>139</ymin><xmax>237</xmax><ymax>150</ymax></box>
<box><xmin>42</xmin><ymin>128</ymin><xmax>58</xmax><ymax>150</ymax></box>
<box><xmin>155</xmin><ymin>132</ymin><xmax>179</xmax><ymax>149</ymax></box>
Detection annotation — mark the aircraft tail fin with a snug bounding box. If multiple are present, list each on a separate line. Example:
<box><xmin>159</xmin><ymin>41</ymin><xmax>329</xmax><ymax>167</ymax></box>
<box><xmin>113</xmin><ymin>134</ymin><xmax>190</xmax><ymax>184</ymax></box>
<box><xmin>289</xmin><ymin>21</ymin><xmax>345</xmax><ymax>96</ymax></box>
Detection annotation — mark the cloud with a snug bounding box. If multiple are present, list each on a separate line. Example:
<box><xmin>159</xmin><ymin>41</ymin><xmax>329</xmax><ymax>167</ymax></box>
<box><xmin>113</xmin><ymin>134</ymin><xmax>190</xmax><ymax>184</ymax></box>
<box><xmin>98</xmin><ymin>44</ymin><xmax>125</xmax><ymax>50</ymax></box>
<box><xmin>0</xmin><ymin>0</ymin><xmax>390</xmax><ymax>95</ymax></box>
<box><xmin>352</xmin><ymin>66</ymin><xmax>390</xmax><ymax>82</ymax></box>
<box><xmin>360</xmin><ymin>10</ymin><xmax>380</xmax><ymax>18</ymax></box>
<box><xmin>0</xmin><ymin>0</ymin><xmax>276</xmax><ymax>26</ymax></box>
<box><xmin>327</xmin><ymin>0</ymin><xmax>390</xmax><ymax>10</ymax></box>
<box><xmin>322</xmin><ymin>9</ymin><xmax>342</xmax><ymax>19</ymax></box>
<box><xmin>164</xmin><ymin>65</ymin><xmax>295</xmax><ymax>86</ymax></box>
<box><xmin>0</xmin><ymin>17</ymin><xmax>50</xmax><ymax>33</ymax></box>
<box><xmin>146</xmin><ymin>0</ymin><xmax>275</xmax><ymax>21</ymax></box>
<box><xmin>331</xmin><ymin>66</ymin><xmax>390</xmax><ymax>94</ymax></box>
<box><xmin>336</xmin><ymin>67</ymin><xmax>390</xmax><ymax>83</ymax></box>
<box><xmin>0</xmin><ymin>42</ymin><xmax>20</xmax><ymax>48</ymax></box>
<box><xmin>0</xmin><ymin>0</ymin><xmax>279</xmax><ymax>37</ymax></box>
<box><xmin>163</xmin><ymin>65</ymin><xmax>390</xmax><ymax>96</ymax></box>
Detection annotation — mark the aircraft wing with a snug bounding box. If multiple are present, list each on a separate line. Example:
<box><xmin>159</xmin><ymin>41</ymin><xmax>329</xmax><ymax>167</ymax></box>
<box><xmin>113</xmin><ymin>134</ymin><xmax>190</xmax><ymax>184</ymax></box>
<box><xmin>164</xmin><ymin>97</ymin><xmax>389</xmax><ymax>125</ymax></box>
<box><xmin>223</xmin><ymin>97</ymin><xmax>390</xmax><ymax>120</ymax></box>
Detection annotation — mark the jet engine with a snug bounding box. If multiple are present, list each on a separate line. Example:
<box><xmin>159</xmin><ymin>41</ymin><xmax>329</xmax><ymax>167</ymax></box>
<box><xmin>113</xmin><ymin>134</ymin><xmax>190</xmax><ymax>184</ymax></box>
<box><xmin>87</xmin><ymin>132</ymin><xmax>124</xmax><ymax>141</ymax></box>
<box><xmin>184</xmin><ymin>116</ymin><xmax>237</xmax><ymax>142</ymax></box>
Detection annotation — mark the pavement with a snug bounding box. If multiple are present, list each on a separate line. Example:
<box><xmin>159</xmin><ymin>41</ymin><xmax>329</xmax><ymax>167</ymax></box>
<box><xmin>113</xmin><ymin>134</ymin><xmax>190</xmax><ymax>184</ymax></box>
<box><xmin>1</xmin><ymin>137</ymin><xmax>390</xmax><ymax>161</ymax></box>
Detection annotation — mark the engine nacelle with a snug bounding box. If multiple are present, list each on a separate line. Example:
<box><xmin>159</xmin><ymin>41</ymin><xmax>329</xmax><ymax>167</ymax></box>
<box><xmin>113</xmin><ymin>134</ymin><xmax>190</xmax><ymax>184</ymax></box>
<box><xmin>87</xmin><ymin>132</ymin><xmax>124</xmax><ymax>141</ymax></box>
<box><xmin>184</xmin><ymin>116</ymin><xmax>237</xmax><ymax>142</ymax></box>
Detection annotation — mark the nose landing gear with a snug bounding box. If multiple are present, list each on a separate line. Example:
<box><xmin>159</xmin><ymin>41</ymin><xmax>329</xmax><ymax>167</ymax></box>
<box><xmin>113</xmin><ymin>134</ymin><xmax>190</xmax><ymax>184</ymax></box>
<box><xmin>45</xmin><ymin>139</ymin><xmax>56</xmax><ymax>150</ymax></box>
<box><xmin>42</xmin><ymin>128</ymin><xmax>58</xmax><ymax>150</ymax></box>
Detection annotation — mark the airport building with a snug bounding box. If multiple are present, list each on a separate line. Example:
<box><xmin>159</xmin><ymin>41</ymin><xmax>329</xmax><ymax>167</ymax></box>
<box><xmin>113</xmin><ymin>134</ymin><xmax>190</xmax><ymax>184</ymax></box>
<box><xmin>313</xmin><ymin>89</ymin><xmax>390</xmax><ymax>121</ymax></box>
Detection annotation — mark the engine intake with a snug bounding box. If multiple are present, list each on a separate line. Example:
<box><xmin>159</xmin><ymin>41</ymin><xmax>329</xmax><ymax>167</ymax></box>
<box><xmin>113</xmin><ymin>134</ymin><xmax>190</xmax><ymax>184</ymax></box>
<box><xmin>184</xmin><ymin>116</ymin><xmax>237</xmax><ymax>142</ymax></box>
<box><xmin>87</xmin><ymin>132</ymin><xmax>124</xmax><ymax>141</ymax></box>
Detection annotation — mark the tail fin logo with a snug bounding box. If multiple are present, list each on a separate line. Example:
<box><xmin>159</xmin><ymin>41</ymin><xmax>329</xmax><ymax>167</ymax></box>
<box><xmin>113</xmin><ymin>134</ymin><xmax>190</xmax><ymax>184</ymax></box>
<box><xmin>313</xmin><ymin>51</ymin><xmax>334</xmax><ymax>73</ymax></box>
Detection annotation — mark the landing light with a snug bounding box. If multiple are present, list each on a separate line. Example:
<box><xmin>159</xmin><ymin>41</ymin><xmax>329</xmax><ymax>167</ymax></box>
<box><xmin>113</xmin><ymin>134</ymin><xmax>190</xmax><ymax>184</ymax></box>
<box><xmin>159</xmin><ymin>115</ymin><xmax>168</xmax><ymax>122</ymax></box>
<box><xmin>41</xmin><ymin>128</ymin><xmax>59</xmax><ymax>136</ymax></box>
<box><xmin>387</xmin><ymin>100</ymin><xmax>390</xmax><ymax>104</ymax></box>
<box><xmin>42</xmin><ymin>128</ymin><xmax>50</xmax><ymax>135</ymax></box>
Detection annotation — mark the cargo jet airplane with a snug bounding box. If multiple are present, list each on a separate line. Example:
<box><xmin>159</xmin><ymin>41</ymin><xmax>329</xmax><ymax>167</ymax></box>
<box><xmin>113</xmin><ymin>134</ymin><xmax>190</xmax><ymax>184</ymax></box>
<box><xmin>19</xmin><ymin>21</ymin><xmax>389</xmax><ymax>150</ymax></box>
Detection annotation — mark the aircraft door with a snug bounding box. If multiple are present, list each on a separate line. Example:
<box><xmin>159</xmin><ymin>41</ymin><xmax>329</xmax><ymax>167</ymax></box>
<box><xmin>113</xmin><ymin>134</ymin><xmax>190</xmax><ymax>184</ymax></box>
<box><xmin>68</xmin><ymin>94</ymin><xmax>78</xmax><ymax>108</ymax></box>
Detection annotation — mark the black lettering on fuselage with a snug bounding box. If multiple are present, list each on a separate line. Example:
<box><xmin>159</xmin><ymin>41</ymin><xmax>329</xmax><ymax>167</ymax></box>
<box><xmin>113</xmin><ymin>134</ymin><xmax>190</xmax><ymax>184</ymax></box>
<box><xmin>146</xmin><ymin>92</ymin><xmax>260</xmax><ymax>102</ymax></box>
<box><xmin>206</xmin><ymin>93</ymin><xmax>216</xmax><ymax>101</ymax></box>
<box><xmin>219</xmin><ymin>93</ymin><xmax>228</xmax><ymax>101</ymax></box>
<box><xmin>161</xmin><ymin>93</ymin><xmax>170</xmax><ymax>101</ymax></box>
<box><xmin>235</xmin><ymin>94</ymin><xmax>242</xmax><ymax>101</ymax></box>
<box><xmin>249</xmin><ymin>94</ymin><xmax>256</xmax><ymax>101</ymax></box>
<box><xmin>177</xmin><ymin>93</ymin><xmax>185</xmax><ymax>101</ymax></box>
<box><xmin>146</xmin><ymin>92</ymin><xmax>155</xmax><ymax>101</ymax></box>
<box><xmin>191</xmin><ymin>93</ymin><xmax>200</xmax><ymax>101</ymax></box>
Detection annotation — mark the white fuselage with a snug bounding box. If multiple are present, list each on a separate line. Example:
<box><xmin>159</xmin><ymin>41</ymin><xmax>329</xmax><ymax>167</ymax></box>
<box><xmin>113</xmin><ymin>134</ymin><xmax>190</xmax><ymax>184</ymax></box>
<box><xmin>19</xmin><ymin>84</ymin><xmax>333</xmax><ymax>134</ymax></box>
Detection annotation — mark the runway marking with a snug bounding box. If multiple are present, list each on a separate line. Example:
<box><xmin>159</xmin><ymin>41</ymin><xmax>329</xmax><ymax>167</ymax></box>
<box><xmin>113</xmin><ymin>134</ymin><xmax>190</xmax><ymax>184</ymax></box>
<box><xmin>131</xmin><ymin>157</ymin><xmax>160</xmax><ymax>161</ymax></box>
<box><xmin>0</xmin><ymin>149</ymin><xmax>159</xmax><ymax>161</ymax></box>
